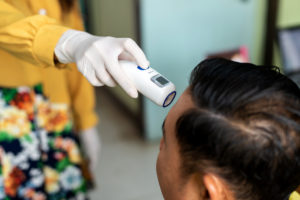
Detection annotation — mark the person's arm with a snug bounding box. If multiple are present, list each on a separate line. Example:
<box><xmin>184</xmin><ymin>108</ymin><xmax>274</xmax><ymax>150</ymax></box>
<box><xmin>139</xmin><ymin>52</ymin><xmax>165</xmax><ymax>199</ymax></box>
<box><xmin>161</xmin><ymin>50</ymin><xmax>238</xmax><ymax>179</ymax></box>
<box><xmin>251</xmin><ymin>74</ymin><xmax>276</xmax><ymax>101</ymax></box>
<box><xmin>0</xmin><ymin>1</ymin><xmax>69</xmax><ymax>67</ymax></box>
<box><xmin>1</xmin><ymin>0</ymin><xmax>150</xmax><ymax>98</ymax></box>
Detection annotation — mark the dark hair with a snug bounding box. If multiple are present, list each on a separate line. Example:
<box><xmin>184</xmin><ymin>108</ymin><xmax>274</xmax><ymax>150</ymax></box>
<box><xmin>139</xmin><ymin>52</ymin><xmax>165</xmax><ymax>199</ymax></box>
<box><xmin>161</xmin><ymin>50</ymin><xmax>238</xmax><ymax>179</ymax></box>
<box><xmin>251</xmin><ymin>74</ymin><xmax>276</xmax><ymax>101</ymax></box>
<box><xmin>59</xmin><ymin>0</ymin><xmax>75</xmax><ymax>12</ymax></box>
<box><xmin>176</xmin><ymin>58</ymin><xmax>300</xmax><ymax>200</ymax></box>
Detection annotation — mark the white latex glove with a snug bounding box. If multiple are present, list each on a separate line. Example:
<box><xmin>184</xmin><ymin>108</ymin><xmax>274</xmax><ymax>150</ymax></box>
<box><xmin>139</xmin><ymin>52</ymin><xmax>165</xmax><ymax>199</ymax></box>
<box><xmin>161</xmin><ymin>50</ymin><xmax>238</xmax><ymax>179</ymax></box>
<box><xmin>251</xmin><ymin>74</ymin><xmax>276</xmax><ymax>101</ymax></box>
<box><xmin>80</xmin><ymin>127</ymin><xmax>101</xmax><ymax>173</ymax></box>
<box><xmin>55</xmin><ymin>30</ymin><xmax>149</xmax><ymax>98</ymax></box>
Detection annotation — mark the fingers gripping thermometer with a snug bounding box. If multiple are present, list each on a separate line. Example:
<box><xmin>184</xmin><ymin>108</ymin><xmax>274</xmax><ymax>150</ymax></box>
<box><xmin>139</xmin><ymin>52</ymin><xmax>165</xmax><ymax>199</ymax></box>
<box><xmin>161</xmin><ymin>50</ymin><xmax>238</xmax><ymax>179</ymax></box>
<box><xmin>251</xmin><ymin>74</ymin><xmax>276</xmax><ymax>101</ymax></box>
<box><xmin>120</xmin><ymin>61</ymin><xmax>176</xmax><ymax>107</ymax></box>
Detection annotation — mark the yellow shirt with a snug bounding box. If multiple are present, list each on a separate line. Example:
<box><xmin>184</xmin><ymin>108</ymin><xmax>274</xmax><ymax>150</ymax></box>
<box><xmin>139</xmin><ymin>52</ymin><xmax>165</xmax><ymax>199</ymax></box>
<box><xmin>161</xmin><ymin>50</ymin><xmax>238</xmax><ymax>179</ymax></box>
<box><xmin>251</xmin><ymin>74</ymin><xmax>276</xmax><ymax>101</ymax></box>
<box><xmin>0</xmin><ymin>0</ymin><xmax>98</xmax><ymax>131</ymax></box>
<box><xmin>290</xmin><ymin>192</ymin><xmax>300</xmax><ymax>200</ymax></box>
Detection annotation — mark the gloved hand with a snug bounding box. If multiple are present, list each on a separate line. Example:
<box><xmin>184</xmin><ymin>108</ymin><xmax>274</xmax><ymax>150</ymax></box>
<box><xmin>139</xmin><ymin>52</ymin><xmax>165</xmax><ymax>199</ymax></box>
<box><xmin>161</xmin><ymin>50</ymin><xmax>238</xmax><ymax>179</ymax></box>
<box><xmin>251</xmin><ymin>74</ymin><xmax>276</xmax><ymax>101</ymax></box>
<box><xmin>55</xmin><ymin>30</ymin><xmax>149</xmax><ymax>98</ymax></box>
<box><xmin>79</xmin><ymin>127</ymin><xmax>101</xmax><ymax>173</ymax></box>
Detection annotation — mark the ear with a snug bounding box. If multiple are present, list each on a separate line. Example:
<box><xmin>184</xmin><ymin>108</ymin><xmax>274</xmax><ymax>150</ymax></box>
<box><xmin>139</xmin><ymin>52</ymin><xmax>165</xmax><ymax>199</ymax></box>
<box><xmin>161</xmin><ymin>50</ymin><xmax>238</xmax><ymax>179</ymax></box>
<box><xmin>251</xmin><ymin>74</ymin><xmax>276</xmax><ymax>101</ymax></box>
<box><xmin>182</xmin><ymin>173</ymin><xmax>206</xmax><ymax>200</ymax></box>
<box><xmin>203</xmin><ymin>173</ymin><xmax>230</xmax><ymax>200</ymax></box>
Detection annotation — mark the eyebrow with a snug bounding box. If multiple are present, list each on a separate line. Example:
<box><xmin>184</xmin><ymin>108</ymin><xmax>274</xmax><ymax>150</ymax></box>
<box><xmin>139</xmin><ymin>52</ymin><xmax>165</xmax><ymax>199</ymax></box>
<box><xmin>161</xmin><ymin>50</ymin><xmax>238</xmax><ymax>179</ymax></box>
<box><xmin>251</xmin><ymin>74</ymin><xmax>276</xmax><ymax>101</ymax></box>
<box><xmin>162</xmin><ymin>119</ymin><xmax>166</xmax><ymax>143</ymax></box>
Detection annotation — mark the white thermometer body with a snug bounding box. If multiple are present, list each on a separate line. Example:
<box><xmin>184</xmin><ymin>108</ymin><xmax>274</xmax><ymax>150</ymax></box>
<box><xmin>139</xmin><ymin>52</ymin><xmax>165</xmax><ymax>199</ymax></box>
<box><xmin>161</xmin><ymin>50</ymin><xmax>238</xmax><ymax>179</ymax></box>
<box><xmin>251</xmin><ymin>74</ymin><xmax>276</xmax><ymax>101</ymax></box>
<box><xmin>120</xmin><ymin>61</ymin><xmax>176</xmax><ymax>107</ymax></box>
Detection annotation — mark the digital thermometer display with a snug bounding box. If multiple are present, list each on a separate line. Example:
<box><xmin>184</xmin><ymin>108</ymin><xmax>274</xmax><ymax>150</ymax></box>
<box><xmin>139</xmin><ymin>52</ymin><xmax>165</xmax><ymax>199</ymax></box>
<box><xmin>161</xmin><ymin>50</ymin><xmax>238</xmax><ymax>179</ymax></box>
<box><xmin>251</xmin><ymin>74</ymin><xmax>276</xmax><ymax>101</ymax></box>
<box><xmin>151</xmin><ymin>75</ymin><xmax>170</xmax><ymax>87</ymax></box>
<box><xmin>156</xmin><ymin>76</ymin><xmax>169</xmax><ymax>85</ymax></box>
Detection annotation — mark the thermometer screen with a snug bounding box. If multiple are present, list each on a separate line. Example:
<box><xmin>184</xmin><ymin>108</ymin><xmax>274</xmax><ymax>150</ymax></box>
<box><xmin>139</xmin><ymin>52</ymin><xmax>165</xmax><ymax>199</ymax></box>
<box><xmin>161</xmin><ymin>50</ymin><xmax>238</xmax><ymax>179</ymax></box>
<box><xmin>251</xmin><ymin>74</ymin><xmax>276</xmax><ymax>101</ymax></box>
<box><xmin>156</xmin><ymin>76</ymin><xmax>169</xmax><ymax>85</ymax></box>
<box><xmin>151</xmin><ymin>74</ymin><xmax>170</xmax><ymax>87</ymax></box>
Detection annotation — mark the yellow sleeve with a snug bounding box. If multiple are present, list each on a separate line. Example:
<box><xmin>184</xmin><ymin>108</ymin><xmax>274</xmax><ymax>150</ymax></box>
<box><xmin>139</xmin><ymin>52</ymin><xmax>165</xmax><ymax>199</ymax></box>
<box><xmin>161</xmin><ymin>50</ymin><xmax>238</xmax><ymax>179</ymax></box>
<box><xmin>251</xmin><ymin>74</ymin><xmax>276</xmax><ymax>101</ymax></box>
<box><xmin>0</xmin><ymin>1</ymin><xmax>69</xmax><ymax>67</ymax></box>
<box><xmin>66</xmin><ymin>64</ymin><xmax>99</xmax><ymax>132</ymax></box>
<box><xmin>290</xmin><ymin>192</ymin><xmax>300</xmax><ymax>200</ymax></box>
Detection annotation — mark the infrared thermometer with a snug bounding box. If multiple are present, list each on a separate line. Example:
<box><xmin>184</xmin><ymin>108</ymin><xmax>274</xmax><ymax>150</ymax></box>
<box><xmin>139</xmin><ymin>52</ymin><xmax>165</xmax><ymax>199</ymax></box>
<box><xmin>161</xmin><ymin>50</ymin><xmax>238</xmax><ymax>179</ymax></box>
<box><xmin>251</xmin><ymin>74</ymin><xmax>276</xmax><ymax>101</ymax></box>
<box><xmin>120</xmin><ymin>61</ymin><xmax>176</xmax><ymax>107</ymax></box>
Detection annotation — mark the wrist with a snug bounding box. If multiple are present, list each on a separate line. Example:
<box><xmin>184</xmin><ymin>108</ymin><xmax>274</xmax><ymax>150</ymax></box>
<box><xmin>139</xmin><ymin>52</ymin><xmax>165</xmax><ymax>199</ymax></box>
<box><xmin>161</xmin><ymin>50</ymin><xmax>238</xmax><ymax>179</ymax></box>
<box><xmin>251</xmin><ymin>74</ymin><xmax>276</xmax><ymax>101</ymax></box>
<box><xmin>55</xmin><ymin>30</ymin><xmax>91</xmax><ymax>64</ymax></box>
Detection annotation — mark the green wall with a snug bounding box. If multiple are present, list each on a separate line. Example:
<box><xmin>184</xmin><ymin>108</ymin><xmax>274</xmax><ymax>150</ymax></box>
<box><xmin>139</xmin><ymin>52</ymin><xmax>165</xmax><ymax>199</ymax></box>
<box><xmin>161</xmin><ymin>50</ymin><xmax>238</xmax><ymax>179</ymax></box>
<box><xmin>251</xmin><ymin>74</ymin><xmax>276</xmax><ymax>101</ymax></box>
<box><xmin>278</xmin><ymin>0</ymin><xmax>300</xmax><ymax>29</ymax></box>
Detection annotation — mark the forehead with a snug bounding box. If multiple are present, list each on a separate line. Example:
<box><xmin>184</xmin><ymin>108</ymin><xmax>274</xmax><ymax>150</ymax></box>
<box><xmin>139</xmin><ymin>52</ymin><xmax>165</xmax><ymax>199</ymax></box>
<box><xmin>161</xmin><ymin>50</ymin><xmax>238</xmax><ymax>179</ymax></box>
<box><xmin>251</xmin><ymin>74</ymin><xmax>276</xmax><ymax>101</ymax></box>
<box><xmin>166</xmin><ymin>88</ymin><xmax>195</xmax><ymax>135</ymax></box>
<box><xmin>170</xmin><ymin>88</ymin><xmax>195</xmax><ymax>118</ymax></box>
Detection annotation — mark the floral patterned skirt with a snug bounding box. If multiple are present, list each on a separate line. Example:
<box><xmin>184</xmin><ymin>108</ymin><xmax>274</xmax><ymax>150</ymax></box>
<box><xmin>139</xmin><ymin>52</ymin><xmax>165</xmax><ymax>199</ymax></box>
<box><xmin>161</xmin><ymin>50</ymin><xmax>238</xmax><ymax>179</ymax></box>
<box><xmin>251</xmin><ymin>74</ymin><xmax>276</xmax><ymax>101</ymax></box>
<box><xmin>0</xmin><ymin>84</ymin><xmax>87</xmax><ymax>200</ymax></box>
